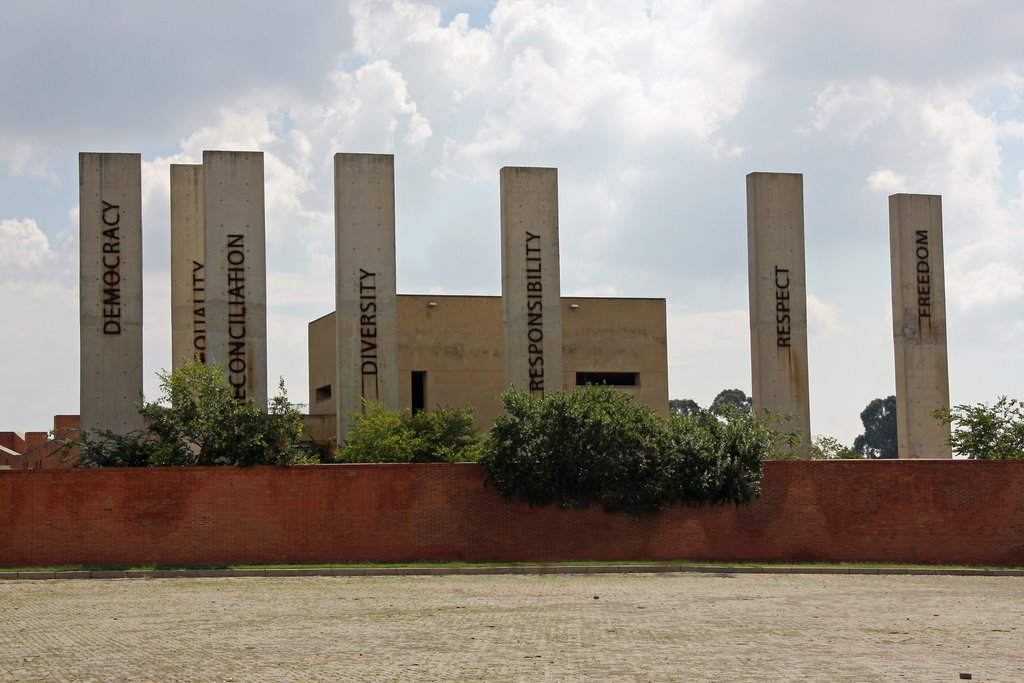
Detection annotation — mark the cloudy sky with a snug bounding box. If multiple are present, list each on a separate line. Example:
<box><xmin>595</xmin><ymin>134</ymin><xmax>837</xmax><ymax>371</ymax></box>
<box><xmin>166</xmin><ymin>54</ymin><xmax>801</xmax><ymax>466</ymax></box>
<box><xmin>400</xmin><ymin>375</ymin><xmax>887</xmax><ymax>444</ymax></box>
<box><xmin>2</xmin><ymin>0</ymin><xmax>1022</xmax><ymax>445</ymax></box>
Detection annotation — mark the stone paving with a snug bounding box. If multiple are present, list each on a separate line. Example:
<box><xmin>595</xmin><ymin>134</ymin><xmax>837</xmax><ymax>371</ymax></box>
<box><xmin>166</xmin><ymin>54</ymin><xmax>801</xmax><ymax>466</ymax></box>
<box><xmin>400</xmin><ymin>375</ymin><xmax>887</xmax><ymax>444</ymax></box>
<box><xmin>1</xmin><ymin>572</ymin><xmax>1021</xmax><ymax>681</ymax></box>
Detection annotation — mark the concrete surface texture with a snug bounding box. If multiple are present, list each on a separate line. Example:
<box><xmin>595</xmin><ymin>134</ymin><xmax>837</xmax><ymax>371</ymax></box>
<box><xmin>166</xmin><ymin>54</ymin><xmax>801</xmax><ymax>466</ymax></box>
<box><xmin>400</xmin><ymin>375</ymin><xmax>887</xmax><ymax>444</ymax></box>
<box><xmin>306</xmin><ymin>296</ymin><xmax>668</xmax><ymax>436</ymax></box>
<box><xmin>334</xmin><ymin>153</ymin><xmax>399</xmax><ymax>443</ymax></box>
<box><xmin>500</xmin><ymin>166</ymin><xmax>564</xmax><ymax>398</ymax></box>
<box><xmin>1</xmin><ymin>573</ymin><xmax>1020</xmax><ymax>682</ymax></box>
<box><xmin>202</xmin><ymin>150</ymin><xmax>268</xmax><ymax>407</ymax></box>
<box><xmin>78</xmin><ymin>152</ymin><xmax>144</xmax><ymax>435</ymax></box>
<box><xmin>746</xmin><ymin>172</ymin><xmax>812</xmax><ymax>457</ymax></box>
<box><xmin>170</xmin><ymin>163</ymin><xmax>206</xmax><ymax>370</ymax></box>
<box><xmin>889</xmin><ymin>193</ymin><xmax>952</xmax><ymax>459</ymax></box>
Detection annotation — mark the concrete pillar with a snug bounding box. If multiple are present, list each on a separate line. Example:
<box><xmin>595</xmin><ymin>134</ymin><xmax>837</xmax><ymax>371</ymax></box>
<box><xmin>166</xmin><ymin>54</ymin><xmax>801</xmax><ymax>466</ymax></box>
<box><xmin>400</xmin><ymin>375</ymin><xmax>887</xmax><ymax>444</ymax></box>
<box><xmin>170</xmin><ymin>164</ymin><xmax>206</xmax><ymax>369</ymax></box>
<box><xmin>79</xmin><ymin>152</ymin><xmax>144</xmax><ymax>435</ymax></box>
<box><xmin>334</xmin><ymin>153</ymin><xmax>399</xmax><ymax>442</ymax></box>
<box><xmin>202</xmin><ymin>151</ymin><xmax>268</xmax><ymax>406</ymax></box>
<box><xmin>746</xmin><ymin>172</ymin><xmax>811</xmax><ymax>456</ymax></box>
<box><xmin>500</xmin><ymin>166</ymin><xmax>563</xmax><ymax>397</ymax></box>
<box><xmin>889</xmin><ymin>194</ymin><xmax>952</xmax><ymax>458</ymax></box>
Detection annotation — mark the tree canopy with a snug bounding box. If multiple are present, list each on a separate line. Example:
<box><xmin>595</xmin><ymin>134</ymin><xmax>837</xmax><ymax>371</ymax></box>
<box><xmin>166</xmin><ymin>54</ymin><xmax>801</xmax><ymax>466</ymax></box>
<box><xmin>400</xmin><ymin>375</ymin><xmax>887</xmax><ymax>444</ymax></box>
<box><xmin>934</xmin><ymin>397</ymin><xmax>1024</xmax><ymax>459</ymax></box>
<box><xmin>710</xmin><ymin>389</ymin><xmax>753</xmax><ymax>416</ymax></box>
<box><xmin>853</xmin><ymin>395</ymin><xmax>898</xmax><ymax>459</ymax></box>
<box><xmin>669</xmin><ymin>398</ymin><xmax>701</xmax><ymax>416</ymax></box>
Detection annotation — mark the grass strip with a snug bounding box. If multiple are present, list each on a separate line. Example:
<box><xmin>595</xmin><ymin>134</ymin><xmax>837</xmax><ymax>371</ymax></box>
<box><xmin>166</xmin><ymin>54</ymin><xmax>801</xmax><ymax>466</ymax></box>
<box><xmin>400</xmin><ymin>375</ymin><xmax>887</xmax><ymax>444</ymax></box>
<box><xmin>2</xmin><ymin>560</ymin><xmax>1022</xmax><ymax>573</ymax></box>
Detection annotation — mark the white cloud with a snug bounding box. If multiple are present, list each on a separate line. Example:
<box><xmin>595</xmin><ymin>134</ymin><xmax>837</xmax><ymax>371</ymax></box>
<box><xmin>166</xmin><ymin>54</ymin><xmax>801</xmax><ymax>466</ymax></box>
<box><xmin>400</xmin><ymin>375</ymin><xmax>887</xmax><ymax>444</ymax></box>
<box><xmin>808</xmin><ymin>79</ymin><xmax>895</xmax><ymax>145</ymax></box>
<box><xmin>0</xmin><ymin>218</ymin><xmax>54</xmax><ymax>280</ymax></box>
<box><xmin>807</xmin><ymin>294</ymin><xmax>841</xmax><ymax>337</ymax></box>
<box><xmin>346</xmin><ymin>0</ymin><xmax>760</xmax><ymax>181</ymax></box>
<box><xmin>948</xmin><ymin>261</ymin><xmax>1024</xmax><ymax>312</ymax></box>
<box><xmin>865</xmin><ymin>168</ymin><xmax>908</xmax><ymax>194</ymax></box>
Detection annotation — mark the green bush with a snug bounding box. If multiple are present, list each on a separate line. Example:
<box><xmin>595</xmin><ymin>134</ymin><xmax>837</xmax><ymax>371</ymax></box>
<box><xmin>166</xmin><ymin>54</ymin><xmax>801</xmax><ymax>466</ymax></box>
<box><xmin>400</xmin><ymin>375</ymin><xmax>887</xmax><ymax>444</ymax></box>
<box><xmin>72</xmin><ymin>361</ymin><xmax>310</xmax><ymax>467</ymax></box>
<box><xmin>481</xmin><ymin>386</ymin><xmax>783</xmax><ymax>514</ymax></box>
<box><xmin>482</xmin><ymin>385</ymin><xmax>670</xmax><ymax>513</ymax></box>
<box><xmin>340</xmin><ymin>402</ymin><xmax>483</xmax><ymax>463</ymax></box>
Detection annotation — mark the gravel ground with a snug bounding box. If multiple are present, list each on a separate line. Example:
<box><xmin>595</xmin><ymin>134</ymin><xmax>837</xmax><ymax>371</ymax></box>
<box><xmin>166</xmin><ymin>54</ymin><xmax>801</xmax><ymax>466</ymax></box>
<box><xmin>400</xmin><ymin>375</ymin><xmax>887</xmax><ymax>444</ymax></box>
<box><xmin>1</xmin><ymin>572</ymin><xmax>1021</xmax><ymax>682</ymax></box>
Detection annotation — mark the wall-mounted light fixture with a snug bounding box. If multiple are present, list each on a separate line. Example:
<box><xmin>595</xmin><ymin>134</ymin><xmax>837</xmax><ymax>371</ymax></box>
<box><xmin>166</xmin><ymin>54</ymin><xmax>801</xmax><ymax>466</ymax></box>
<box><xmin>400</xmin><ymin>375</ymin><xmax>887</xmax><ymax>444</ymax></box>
<box><xmin>427</xmin><ymin>301</ymin><xmax>438</xmax><ymax>308</ymax></box>
<box><xmin>569</xmin><ymin>303</ymin><xmax>580</xmax><ymax>310</ymax></box>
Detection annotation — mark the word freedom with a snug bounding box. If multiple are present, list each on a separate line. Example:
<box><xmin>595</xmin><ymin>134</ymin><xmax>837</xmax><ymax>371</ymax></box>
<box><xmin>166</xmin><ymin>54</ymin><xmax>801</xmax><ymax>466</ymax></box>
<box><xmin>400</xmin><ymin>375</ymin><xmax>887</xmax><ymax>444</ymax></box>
<box><xmin>915</xmin><ymin>229</ymin><xmax>932</xmax><ymax>321</ymax></box>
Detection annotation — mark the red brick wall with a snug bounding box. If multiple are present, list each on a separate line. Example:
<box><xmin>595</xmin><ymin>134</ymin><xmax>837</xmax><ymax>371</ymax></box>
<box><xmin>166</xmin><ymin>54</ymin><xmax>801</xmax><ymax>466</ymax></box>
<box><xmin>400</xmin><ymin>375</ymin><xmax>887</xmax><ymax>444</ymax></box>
<box><xmin>0</xmin><ymin>415</ymin><xmax>78</xmax><ymax>470</ymax></box>
<box><xmin>0</xmin><ymin>433</ymin><xmax>26</xmax><ymax>453</ymax></box>
<box><xmin>1</xmin><ymin>461</ymin><xmax>1022</xmax><ymax>567</ymax></box>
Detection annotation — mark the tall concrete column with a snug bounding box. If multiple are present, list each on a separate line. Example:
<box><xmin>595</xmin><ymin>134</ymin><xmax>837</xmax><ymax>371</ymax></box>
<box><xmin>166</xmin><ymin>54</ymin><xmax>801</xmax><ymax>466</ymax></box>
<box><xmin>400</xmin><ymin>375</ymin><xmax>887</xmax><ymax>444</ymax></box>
<box><xmin>202</xmin><ymin>151</ymin><xmax>268</xmax><ymax>406</ymax></box>
<box><xmin>500</xmin><ymin>167</ymin><xmax>563</xmax><ymax>398</ymax></box>
<box><xmin>79</xmin><ymin>152</ymin><xmax>144</xmax><ymax>435</ymax></box>
<box><xmin>746</xmin><ymin>172</ymin><xmax>811</xmax><ymax>456</ymax></box>
<box><xmin>889</xmin><ymin>194</ymin><xmax>952</xmax><ymax>459</ymax></box>
<box><xmin>170</xmin><ymin>164</ymin><xmax>206</xmax><ymax>369</ymax></box>
<box><xmin>335</xmin><ymin>153</ymin><xmax>399</xmax><ymax>443</ymax></box>
<box><xmin>500</xmin><ymin>167</ymin><xmax>564</xmax><ymax>398</ymax></box>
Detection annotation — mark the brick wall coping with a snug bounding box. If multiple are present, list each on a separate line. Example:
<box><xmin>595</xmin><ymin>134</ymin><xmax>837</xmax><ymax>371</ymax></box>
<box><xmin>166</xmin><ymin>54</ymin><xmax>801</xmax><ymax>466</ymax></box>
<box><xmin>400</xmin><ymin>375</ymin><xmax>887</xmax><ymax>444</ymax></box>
<box><xmin>2</xmin><ymin>565</ymin><xmax>1023</xmax><ymax>581</ymax></box>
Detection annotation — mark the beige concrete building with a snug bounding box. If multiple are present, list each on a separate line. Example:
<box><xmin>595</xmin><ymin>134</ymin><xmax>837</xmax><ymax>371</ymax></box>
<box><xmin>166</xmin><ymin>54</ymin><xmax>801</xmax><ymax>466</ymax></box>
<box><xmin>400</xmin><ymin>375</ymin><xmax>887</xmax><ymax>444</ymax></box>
<box><xmin>307</xmin><ymin>295</ymin><xmax>669</xmax><ymax>440</ymax></box>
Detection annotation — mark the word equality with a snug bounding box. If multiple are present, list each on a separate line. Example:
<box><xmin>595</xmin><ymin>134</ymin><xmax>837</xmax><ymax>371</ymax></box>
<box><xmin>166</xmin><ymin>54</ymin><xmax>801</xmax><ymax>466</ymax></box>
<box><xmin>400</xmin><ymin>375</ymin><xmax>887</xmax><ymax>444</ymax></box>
<box><xmin>191</xmin><ymin>260</ymin><xmax>206</xmax><ymax>362</ymax></box>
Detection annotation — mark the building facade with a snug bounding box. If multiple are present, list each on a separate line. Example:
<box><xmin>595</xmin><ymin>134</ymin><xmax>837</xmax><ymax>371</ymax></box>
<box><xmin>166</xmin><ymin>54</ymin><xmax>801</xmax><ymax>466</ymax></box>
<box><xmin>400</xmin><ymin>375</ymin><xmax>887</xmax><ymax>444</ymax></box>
<box><xmin>306</xmin><ymin>294</ymin><xmax>669</xmax><ymax>440</ymax></box>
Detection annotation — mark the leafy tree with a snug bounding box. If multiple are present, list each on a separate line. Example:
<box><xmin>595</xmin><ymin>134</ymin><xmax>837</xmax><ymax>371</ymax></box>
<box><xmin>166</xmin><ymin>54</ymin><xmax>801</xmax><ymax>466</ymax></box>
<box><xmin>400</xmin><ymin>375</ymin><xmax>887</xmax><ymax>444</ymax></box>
<box><xmin>669</xmin><ymin>398</ymin><xmax>701</xmax><ymax>416</ymax></box>
<box><xmin>341</xmin><ymin>402</ymin><xmax>483</xmax><ymax>463</ymax></box>
<box><xmin>73</xmin><ymin>361</ymin><xmax>308</xmax><ymax>467</ymax></box>
<box><xmin>710</xmin><ymin>389</ymin><xmax>752</xmax><ymax>416</ymax></box>
<box><xmin>933</xmin><ymin>397</ymin><xmax>1024</xmax><ymax>459</ymax></box>
<box><xmin>809</xmin><ymin>435</ymin><xmax>862</xmax><ymax>460</ymax></box>
<box><xmin>853</xmin><ymin>395</ymin><xmax>897</xmax><ymax>459</ymax></box>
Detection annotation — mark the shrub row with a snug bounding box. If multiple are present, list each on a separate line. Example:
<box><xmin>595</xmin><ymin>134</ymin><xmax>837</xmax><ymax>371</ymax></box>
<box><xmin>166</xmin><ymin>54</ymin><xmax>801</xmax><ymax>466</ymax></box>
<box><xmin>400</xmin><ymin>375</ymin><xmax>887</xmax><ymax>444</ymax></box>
<box><xmin>481</xmin><ymin>386</ymin><xmax>783</xmax><ymax>514</ymax></box>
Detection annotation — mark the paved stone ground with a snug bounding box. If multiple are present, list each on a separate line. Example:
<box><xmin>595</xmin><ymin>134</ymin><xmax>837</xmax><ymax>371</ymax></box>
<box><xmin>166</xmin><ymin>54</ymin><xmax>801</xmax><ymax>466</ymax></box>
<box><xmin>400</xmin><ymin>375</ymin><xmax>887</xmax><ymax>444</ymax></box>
<box><xmin>1</xmin><ymin>572</ymin><xmax>1021</xmax><ymax>682</ymax></box>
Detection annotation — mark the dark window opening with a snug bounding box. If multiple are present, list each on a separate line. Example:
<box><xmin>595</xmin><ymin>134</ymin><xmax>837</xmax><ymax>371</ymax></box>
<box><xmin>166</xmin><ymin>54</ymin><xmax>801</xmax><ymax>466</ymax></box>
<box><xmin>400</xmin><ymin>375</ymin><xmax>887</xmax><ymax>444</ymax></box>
<box><xmin>315</xmin><ymin>384</ymin><xmax>332</xmax><ymax>402</ymax></box>
<box><xmin>411</xmin><ymin>371</ymin><xmax>426</xmax><ymax>413</ymax></box>
<box><xmin>576</xmin><ymin>372</ymin><xmax>639</xmax><ymax>387</ymax></box>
